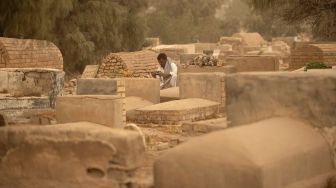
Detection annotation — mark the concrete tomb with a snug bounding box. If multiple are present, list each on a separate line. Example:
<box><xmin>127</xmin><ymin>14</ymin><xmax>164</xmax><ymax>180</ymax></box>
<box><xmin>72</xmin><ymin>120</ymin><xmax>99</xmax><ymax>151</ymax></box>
<box><xmin>0</xmin><ymin>122</ymin><xmax>145</xmax><ymax>188</ymax></box>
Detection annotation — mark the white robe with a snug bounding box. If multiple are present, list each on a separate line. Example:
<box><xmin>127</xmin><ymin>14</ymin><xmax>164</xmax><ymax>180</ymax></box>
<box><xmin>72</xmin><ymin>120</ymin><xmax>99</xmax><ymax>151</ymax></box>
<box><xmin>157</xmin><ymin>58</ymin><xmax>178</xmax><ymax>89</ymax></box>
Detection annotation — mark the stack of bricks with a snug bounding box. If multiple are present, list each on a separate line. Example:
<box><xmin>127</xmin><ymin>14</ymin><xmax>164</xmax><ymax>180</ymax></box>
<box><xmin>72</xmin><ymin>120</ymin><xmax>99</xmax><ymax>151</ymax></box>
<box><xmin>290</xmin><ymin>43</ymin><xmax>336</xmax><ymax>70</ymax></box>
<box><xmin>116</xmin><ymin>79</ymin><xmax>127</xmax><ymax>126</ymax></box>
<box><xmin>0</xmin><ymin>37</ymin><xmax>63</xmax><ymax>70</ymax></box>
<box><xmin>96</xmin><ymin>54</ymin><xmax>129</xmax><ymax>78</ymax></box>
<box><xmin>97</xmin><ymin>50</ymin><xmax>158</xmax><ymax>78</ymax></box>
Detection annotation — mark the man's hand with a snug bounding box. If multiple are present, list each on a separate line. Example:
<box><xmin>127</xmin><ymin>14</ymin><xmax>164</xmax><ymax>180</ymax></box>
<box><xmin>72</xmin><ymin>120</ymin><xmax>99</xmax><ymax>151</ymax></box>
<box><xmin>159</xmin><ymin>72</ymin><xmax>171</xmax><ymax>78</ymax></box>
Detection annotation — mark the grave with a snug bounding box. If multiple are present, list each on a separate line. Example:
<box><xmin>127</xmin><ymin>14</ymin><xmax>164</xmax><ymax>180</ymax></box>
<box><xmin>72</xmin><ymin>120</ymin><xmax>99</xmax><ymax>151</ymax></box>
<box><xmin>154</xmin><ymin>117</ymin><xmax>335</xmax><ymax>188</ymax></box>
<box><xmin>0</xmin><ymin>68</ymin><xmax>64</xmax><ymax>124</ymax></box>
<box><xmin>77</xmin><ymin>78</ymin><xmax>160</xmax><ymax>104</ymax></box>
<box><xmin>56</xmin><ymin>95</ymin><xmax>126</xmax><ymax>128</ymax></box>
<box><xmin>0</xmin><ymin>122</ymin><xmax>145</xmax><ymax>188</ymax></box>
<box><xmin>0</xmin><ymin>37</ymin><xmax>63</xmax><ymax>70</ymax></box>
<box><xmin>224</xmin><ymin>55</ymin><xmax>280</xmax><ymax>72</ymax></box>
<box><xmin>129</xmin><ymin>98</ymin><xmax>220</xmax><ymax>125</ymax></box>
<box><xmin>226</xmin><ymin>71</ymin><xmax>336</xmax><ymax>127</ymax></box>
<box><xmin>179</xmin><ymin>73</ymin><xmax>226</xmax><ymax>112</ymax></box>
<box><xmin>290</xmin><ymin>43</ymin><xmax>336</xmax><ymax>70</ymax></box>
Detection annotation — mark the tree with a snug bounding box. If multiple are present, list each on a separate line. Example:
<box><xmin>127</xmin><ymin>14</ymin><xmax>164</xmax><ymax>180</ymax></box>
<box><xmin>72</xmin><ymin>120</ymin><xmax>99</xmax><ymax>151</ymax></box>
<box><xmin>249</xmin><ymin>0</ymin><xmax>336</xmax><ymax>41</ymax></box>
<box><xmin>0</xmin><ymin>0</ymin><xmax>149</xmax><ymax>72</ymax></box>
<box><xmin>146</xmin><ymin>0</ymin><xmax>225</xmax><ymax>43</ymax></box>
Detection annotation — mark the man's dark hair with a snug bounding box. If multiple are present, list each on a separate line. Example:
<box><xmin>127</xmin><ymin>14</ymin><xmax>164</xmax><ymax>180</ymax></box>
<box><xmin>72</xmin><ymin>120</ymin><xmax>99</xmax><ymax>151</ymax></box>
<box><xmin>157</xmin><ymin>53</ymin><xmax>168</xmax><ymax>61</ymax></box>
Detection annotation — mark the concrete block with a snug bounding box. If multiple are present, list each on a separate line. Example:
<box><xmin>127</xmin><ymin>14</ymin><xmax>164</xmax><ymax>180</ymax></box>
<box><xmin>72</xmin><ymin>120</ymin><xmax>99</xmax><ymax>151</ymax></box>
<box><xmin>77</xmin><ymin>78</ymin><xmax>160</xmax><ymax>104</ymax></box>
<box><xmin>225</xmin><ymin>55</ymin><xmax>280</xmax><ymax>72</ymax></box>
<box><xmin>56</xmin><ymin>95</ymin><xmax>125</xmax><ymax>128</ymax></box>
<box><xmin>179</xmin><ymin>73</ymin><xmax>226</xmax><ymax>112</ymax></box>
<box><xmin>77</xmin><ymin>78</ymin><xmax>118</xmax><ymax>95</ymax></box>
<box><xmin>154</xmin><ymin>117</ymin><xmax>335</xmax><ymax>188</ymax></box>
<box><xmin>0</xmin><ymin>122</ymin><xmax>145</xmax><ymax>188</ymax></box>
<box><xmin>226</xmin><ymin>71</ymin><xmax>336</xmax><ymax>127</ymax></box>
<box><xmin>1</xmin><ymin>68</ymin><xmax>64</xmax><ymax>98</ymax></box>
<box><xmin>124</xmin><ymin>78</ymin><xmax>160</xmax><ymax>104</ymax></box>
<box><xmin>178</xmin><ymin>65</ymin><xmax>236</xmax><ymax>74</ymax></box>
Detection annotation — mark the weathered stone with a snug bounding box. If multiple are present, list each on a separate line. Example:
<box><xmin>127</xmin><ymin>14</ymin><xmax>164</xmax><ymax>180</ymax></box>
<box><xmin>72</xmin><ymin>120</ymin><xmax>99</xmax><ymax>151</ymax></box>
<box><xmin>0</xmin><ymin>68</ymin><xmax>64</xmax><ymax>98</ymax></box>
<box><xmin>77</xmin><ymin>78</ymin><xmax>118</xmax><ymax>95</ymax></box>
<box><xmin>130</xmin><ymin>98</ymin><xmax>220</xmax><ymax>125</ymax></box>
<box><xmin>0</xmin><ymin>122</ymin><xmax>145</xmax><ymax>188</ymax></box>
<box><xmin>77</xmin><ymin>78</ymin><xmax>160</xmax><ymax>104</ymax></box>
<box><xmin>56</xmin><ymin>95</ymin><xmax>125</xmax><ymax>128</ymax></box>
<box><xmin>224</xmin><ymin>55</ymin><xmax>280</xmax><ymax>72</ymax></box>
<box><xmin>179</xmin><ymin>73</ymin><xmax>226</xmax><ymax>112</ymax></box>
<box><xmin>154</xmin><ymin>117</ymin><xmax>335</xmax><ymax>188</ymax></box>
<box><xmin>226</xmin><ymin>71</ymin><xmax>336</xmax><ymax>127</ymax></box>
<box><xmin>81</xmin><ymin>65</ymin><xmax>99</xmax><ymax>78</ymax></box>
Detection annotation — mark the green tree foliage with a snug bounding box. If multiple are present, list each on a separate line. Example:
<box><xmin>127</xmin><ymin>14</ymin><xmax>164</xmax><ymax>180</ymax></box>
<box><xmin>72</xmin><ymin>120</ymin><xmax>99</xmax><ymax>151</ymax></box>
<box><xmin>249</xmin><ymin>0</ymin><xmax>336</xmax><ymax>41</ymax></box>
<box><xmin>0</xmin><ymin>0</ymin><xmax>148</xmax><ymax>72</ymax></box>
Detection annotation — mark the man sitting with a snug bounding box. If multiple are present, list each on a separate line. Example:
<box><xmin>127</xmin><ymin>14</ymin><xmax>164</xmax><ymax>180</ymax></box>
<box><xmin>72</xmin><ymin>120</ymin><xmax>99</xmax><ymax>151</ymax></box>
<box><xmin>152</xmin><ymin>53</ymin><xmax>178</xmax><ymax>89</ymax></box>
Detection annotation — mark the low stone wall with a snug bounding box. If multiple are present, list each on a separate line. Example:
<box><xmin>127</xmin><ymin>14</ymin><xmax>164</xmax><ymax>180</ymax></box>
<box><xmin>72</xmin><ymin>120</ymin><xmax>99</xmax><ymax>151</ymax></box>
<box><xmin>0</xmin><ymin>122</ymin><xmax>145</xmax><ymax>188</ymax></box>
<box><xmin>77</xmin><ymin>78</ymin><xmax>160</xmax><ymax>104</ymax></box>
<box><xmin>290</xmin><ymin>43</ymin><xmax>336</xmax><ymax>70</ymax></box>
<box><xmin>56</xmin><ymin>95</ymin><xmax>126</xmax><ymax>128</ymax></box>
<box><xmin>224</xmin><ymin>55</ymin><xmax>280</xmax><ymax>72</ymax></box>
<box><xmin>0</xmin><ymin>68</ymin><xmax>64</xmax><ymax>103</ymax></box>
<box><xmin>130</xmin><ymin>98</ymin><xmax>220</xmax><ymax>125</ymax></box>
<box><xmin>226</xmin><ymin>71</ymin><xmax>336</xmax><ymax>127</ymax></box>
<box><xmin>179</xmin><ymin>73</ymin><xmax>226</xmax><ymax>112</ymax></box>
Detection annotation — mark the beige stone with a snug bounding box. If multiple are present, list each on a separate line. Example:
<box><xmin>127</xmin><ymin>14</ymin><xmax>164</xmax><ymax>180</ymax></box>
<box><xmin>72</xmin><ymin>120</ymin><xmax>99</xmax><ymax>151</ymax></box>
<box><xmin>0</xmin><ymin>122</ymin><xmax>145</xmax><ymax>188</ymax></box>
<box><xmin>81</xmin><ymin>65</ymin><xmax>99</xmax><ymax>78</ymax></box>
<box><xmin>0</xmin><ymin>68</ymin><xmax>64</xmax><ymax>98</ymax></box>
<box><xmin>224</xmin><ymin>55</ymin><xmax>280</xmax><ymax>72</ymax></box>
<box><xmin>56</xmin><ymin>95</ymin><xmax>125</xmax><ymax>128</ymax></box>
<box><xmin>226</xmin><ymin>71</ymin><xmax>336</xmax><ymax>127</ymax></box>
<box><xmin>77</xmin><ymin>78</ymin><xmax>160</xmax><ymax>104</ymax></box>
<box><xmin>130</xmin><ymin>98</ymin><xmax>220</xmax><ymax>125</ymax></box>
<box><xmin>160</xmin><ymin>87</ymin><xmax>179</xmax><ymax>103</ymax></box>
<box><xmin>154</xmin><ymin>117</ymin><xmax>335</xmax><ymax>188</ymax></box>
<box><xmin>179</xmin><ymin>73</ymin><xmax>226</xmax><ymax>112</ymax></box>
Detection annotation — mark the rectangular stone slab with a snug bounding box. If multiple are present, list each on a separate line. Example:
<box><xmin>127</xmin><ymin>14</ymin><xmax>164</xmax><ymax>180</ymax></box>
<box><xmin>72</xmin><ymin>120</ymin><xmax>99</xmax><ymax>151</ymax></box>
<box><xmin>0</xmin><ymin>122</ymin><xmax>145</xmax><ymax>188</ymax></box>
<box><xmin>56</xmin><ymin>95</ymin><xmax>125</xmax><ymax>128</ymax></box>
<box><xmin>179</xmin><ymin>73</ymin><xmax>226</xmax><ymax>112</ymax></box>
<box><xmin>154</xmin><ymin>117</ymin><xmax>335</xmax><ymax>188</ymax></box>
<box><xmin>77</xmin><ymin>78</ymin><xmax>160</xmax><ymax>104</ymax></box>
<box><xmin>131</xmin><ymin>98</ymin><xmax>220</xmax><ymax>125</ymax></box>
<box><xmin>226</xmin><ymin>71</ymin><xmax>336</xmax><ymax>127</ymax></box>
